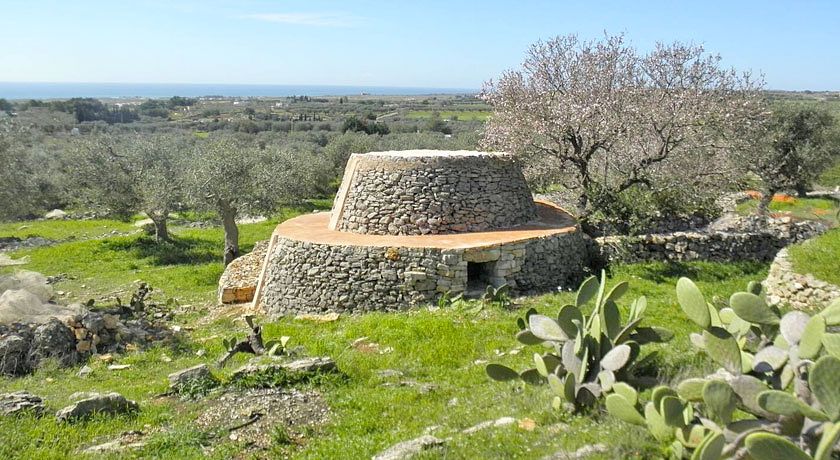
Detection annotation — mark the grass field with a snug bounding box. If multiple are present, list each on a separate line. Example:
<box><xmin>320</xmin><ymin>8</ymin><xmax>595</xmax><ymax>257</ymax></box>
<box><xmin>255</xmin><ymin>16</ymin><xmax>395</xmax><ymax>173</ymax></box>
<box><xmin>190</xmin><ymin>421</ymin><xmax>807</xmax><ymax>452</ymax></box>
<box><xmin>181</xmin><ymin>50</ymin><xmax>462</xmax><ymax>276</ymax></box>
<box><xmin>0</xmin><ymin>210</ymin><xmax>777</xmax><ymax>459</ymax></box>
<box><xmin>789</xmin><ymin>227</ymin><xmax>840</xmax><ymax>286</ymax></box>
<box><xmin>405</xmin><ymin>110</ymin><xmax>491</xmax><ymax>122</ymax></box>
<box><xmin>735</xmin><ymin>195</ymin><xmax>840</xmax><ymax>225</ymax></box>
<box><xmin>0</xmin><ymin>219</ymin><xmax>137</xmax><ymax>242</ymax></box>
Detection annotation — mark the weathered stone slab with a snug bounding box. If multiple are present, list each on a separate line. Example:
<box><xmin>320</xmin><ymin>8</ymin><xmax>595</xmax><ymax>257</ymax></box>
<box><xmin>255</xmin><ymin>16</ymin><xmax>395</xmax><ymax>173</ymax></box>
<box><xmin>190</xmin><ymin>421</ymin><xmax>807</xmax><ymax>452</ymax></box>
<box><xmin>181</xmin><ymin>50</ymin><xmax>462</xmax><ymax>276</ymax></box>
<box><xmin>372</xmin><ymin>435</ymin><xmax>445</xmax><ymax>460</ymax></box>
<box><xmin>0</xmin><ymin>391</ymin><xmax>45</xmax><ymax>416</ymax></box>
<box><xmin>55</xmin><ymin>392</ymin><xmax>139</xmax><ymax>422</ymax></box>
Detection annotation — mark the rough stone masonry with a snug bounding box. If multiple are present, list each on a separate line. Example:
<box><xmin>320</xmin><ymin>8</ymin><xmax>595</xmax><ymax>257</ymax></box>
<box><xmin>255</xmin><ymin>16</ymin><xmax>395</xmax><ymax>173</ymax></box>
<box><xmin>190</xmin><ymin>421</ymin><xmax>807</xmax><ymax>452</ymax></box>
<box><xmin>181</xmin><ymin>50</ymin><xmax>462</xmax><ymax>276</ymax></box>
<box><xmin>330</xmin><ymin>150</ymin><xmax>537</xmax><ymax>235</ymax></box>
<box><xmin>252</xmin><ymin>150</ymin><xmax>589</xmax><ymax>315</ymax></box>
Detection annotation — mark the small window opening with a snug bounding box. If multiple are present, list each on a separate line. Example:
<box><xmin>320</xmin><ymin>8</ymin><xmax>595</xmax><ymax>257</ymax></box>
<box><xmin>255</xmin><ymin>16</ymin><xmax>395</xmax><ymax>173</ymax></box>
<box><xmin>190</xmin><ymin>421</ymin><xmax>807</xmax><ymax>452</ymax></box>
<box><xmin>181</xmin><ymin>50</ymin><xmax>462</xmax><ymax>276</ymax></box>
<box><xmin>467</xmin><ymin>261</ymin><xmax>496</xmax><ymax>293</ymax></box>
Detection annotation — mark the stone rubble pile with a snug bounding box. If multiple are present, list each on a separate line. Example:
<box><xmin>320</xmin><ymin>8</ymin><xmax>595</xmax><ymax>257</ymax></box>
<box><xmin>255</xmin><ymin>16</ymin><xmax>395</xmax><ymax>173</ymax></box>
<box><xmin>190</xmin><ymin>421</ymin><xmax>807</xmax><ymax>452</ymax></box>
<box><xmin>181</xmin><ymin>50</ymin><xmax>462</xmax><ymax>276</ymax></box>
<box><xmin>0</xmin><ymin>310</ymin><xmax>176</xmax><ymax>377</ymax></box>
<box><xmin>0</xmin><ymin>390</ymin><xmax>138</xmax><ymax>422</ymax></box>
<box><xmin>0</xmin><ymin>271</ymin><xmax>176</xmax><ymax>377</ymax></box>
<box><xmin>218</xmin><ymin>240</ymin><xmax>268</xmax><ymax>304</ymax></box>
<box><xmin>0</xmin><ymin>236</ymin><xmax>53</xmax><ymax>252</ymax></box>
<box><xmin>55</xmin><ymin>392</ymin><xmax>139</xmax><ymax>422</ymax></box>
<box><xmin>0</xmin><ymin>391</ymin><xmax>46</xmax><ymax>416</ymax></box>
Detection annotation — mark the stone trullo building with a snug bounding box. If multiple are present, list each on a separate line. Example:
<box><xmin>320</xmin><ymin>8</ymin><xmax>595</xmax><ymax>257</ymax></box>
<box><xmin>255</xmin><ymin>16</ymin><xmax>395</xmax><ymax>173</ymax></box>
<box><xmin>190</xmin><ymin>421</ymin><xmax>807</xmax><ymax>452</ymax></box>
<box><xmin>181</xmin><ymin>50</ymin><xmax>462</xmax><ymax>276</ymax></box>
<box><xmin>227</xmin><ymin>150</ymin><xmax>588</xmax><ymax>315</ymax></box>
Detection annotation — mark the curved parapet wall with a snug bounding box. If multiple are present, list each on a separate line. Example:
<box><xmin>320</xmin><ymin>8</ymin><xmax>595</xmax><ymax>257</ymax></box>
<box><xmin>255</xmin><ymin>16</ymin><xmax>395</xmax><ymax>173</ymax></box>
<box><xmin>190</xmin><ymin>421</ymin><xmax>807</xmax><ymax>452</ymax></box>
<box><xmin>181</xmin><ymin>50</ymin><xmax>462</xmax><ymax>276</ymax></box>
<box><xmin>329</xmin><ymin>150</ymin><xmax>537</xmax><ymax>235</ymax></box>
<box><xmin>258</xmin><ymin>202</ymin><xmax>588</xmax><ymax>315</ymax></box>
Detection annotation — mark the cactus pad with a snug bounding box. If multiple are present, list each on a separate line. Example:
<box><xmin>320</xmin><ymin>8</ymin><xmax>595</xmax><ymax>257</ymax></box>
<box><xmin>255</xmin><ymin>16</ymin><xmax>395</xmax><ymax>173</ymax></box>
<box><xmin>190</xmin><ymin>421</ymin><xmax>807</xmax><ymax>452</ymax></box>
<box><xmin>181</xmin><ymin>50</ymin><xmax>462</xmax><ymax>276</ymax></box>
<box><xmin>745</xmin><ymin>432</ymin><xmax>811</xmax><ymax>460</ymax></box>
<box><xmin>702</xmin><ymin>327</ymin><xmax>742</xmax><ymax>374</ymax></box>
<box><xmin>810</xmin><ymin>355</ymin><xmax>840</xmax><ymax>422</ymax></box>
<box><xmin>676</xmin><ymin>277</ymin><xmax>711</xmax><ymax>329</ymax></box>
<box><xmin>729</xmin><ymin>292</ymin><xmax>779</xmax><ymax>325</ymax></box>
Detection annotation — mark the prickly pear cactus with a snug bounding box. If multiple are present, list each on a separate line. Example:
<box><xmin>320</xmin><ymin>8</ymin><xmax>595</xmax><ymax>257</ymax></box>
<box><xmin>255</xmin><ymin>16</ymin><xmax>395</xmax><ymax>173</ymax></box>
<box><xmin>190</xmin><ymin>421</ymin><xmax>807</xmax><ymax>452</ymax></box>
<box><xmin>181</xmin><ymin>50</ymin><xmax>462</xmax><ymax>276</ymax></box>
<box><xmin>486</xmin><ymin>270</ymin><xmax>672</xmax><ymax>412</ymax></box>
<box><xmin>605</xmin><ymin>280</ymin><xmax>840</xmax><ymax>459</ymax></box>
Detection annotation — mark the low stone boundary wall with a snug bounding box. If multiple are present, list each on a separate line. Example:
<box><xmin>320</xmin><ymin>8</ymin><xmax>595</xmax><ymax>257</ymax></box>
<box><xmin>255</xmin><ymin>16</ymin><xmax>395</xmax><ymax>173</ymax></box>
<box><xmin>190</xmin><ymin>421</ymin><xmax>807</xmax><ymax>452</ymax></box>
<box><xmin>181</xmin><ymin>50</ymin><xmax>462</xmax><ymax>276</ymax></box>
<box><xmin>594</xmin><ymin>219</ymin><xmax>823</xmax><ymax>264</ymax></box>
<box><xmin>764</xmin><ymin>247</ymin><xmax>840</xmax><ymax>310</ymax></box>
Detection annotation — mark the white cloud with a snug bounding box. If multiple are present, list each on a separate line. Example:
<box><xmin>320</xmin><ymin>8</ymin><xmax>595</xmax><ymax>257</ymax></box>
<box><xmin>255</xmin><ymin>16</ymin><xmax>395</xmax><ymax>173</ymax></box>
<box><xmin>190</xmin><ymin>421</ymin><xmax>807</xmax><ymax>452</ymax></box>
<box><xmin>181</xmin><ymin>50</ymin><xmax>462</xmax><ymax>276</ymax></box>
<box><xmin>242</xmin><ymin>12</ymin><xmax>361</xmax><ymax>27</ymax></box>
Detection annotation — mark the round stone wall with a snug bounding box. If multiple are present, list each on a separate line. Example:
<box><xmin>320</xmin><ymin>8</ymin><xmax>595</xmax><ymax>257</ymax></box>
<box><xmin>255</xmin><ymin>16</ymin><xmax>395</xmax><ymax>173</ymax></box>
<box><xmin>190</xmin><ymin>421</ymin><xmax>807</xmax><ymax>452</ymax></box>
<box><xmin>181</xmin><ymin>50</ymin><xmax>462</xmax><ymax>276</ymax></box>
<box><xmin>329</xmin><ymin>150</ymin><xmax>537</xmax><ymax>235</ymax></box>
<box><xmin>258</xmin><ymin>230</ymin><xmax>588</xmax><ymax>316</ymax></box>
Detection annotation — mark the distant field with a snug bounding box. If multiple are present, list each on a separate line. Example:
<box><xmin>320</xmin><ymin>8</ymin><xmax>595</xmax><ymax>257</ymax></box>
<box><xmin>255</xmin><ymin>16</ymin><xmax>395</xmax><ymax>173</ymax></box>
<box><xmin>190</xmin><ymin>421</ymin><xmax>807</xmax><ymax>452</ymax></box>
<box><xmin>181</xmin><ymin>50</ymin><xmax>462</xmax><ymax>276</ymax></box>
<box><xmin>406</xmin><ymin>110</ymin><xmax>491</xmax><ymax>121</ymax></box>
<box><xmin>736</xmin><ymin>196</ymin><xmax>840</xmax><ymax>226</ymax></box>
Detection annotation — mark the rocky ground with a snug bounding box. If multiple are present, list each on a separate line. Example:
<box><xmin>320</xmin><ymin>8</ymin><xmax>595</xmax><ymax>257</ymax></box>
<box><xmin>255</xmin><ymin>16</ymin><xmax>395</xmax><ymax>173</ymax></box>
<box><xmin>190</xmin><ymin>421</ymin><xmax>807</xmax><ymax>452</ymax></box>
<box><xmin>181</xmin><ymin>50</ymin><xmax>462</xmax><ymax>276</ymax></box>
<box><xmin>1</xmin><ymin>271</ymin><xmax>178</xmax><ymax>377</ymax></box>
<box><xmin>196</xmin><ymin>388</ymin><xmax>329</xmax><ymax>451</ymax></box>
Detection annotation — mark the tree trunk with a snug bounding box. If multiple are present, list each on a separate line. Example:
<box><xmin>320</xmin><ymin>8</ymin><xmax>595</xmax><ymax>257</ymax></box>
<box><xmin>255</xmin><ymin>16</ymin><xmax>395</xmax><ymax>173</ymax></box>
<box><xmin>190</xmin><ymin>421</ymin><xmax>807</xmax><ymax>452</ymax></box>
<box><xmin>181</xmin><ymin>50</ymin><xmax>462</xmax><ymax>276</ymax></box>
<box><xmin>148</xmin><ymin>211</ymin><xmax>170</xmax><ymax>243</ymax></box>
<box><xmin>757</xmin><ymin>188</ymin><xmax>775</xmax><ymax>217</ymax></box>
<box><xmin>794</xmin><ymin>182</ymin><xmax>809</xmax><ymax>198</ymax></box>
<box><xmin>218</xmin><ymin>199</ymin><xmax>239</xmax><ymax>266</ymax></box>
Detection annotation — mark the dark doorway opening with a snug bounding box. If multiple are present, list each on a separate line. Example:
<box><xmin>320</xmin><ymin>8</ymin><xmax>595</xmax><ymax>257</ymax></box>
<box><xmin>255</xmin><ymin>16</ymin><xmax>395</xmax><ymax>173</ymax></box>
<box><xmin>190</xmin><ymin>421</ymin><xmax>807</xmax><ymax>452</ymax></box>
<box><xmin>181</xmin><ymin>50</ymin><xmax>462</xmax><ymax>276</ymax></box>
<box><xmin>467</xmin><ymin>261</ymin><xmax>496</xmax><ymax>294</ymax></box>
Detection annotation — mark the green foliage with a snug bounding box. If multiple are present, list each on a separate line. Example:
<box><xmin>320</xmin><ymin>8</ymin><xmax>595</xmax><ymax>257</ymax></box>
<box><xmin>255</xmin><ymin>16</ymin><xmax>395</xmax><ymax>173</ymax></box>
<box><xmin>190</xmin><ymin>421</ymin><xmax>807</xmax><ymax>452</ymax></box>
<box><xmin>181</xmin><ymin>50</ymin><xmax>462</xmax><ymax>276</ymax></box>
<box><xmin>818</xmin><ymin>159</ymin><xmax>840</xmax><ymax>187</ymax></box>
<box><xmin>341</xmin><ymin>115</ymin><xmax>389</xmax><ymax>135</ymax></box>
<box><xmin>481</xmin><ymin>284</ymin><xmax>512</xmax><ymax>309</ymax></box>
<box><xmin>606</xmin><ymin>278</ymin><xmax>840</xmax><ymax>459</ymax></box>
<box><xmin>0</xmin><ymin>98</ymin><xmax>12</xmax><ymax>114</ymax></box>
<box><xmin>173</xmin><ymin>374</ymin><xmax>219</xmax><ymax>400</ymax></box>
<box><xmin>752</xmin><ymin>105</ymin><xmax>840</xmax><ymax>194</ymax></box>
<box><xmin>271</xmin><ymin>424</ymin><xmax>293</xmax><ymax>446</ymax></box>
<box><xmin>486</xmin><ymin>270</ymin><xmax>672</xmax><ymax>412</ymax></box>
<box><xmin>50</xmin><ymin>97</ymin><xmax>139</xmax><ymax>123</ymax></box>
<box><xmin>437</xmin><ymin>290</ymin><xmax>464</xmax><ymax>309</ymax></box>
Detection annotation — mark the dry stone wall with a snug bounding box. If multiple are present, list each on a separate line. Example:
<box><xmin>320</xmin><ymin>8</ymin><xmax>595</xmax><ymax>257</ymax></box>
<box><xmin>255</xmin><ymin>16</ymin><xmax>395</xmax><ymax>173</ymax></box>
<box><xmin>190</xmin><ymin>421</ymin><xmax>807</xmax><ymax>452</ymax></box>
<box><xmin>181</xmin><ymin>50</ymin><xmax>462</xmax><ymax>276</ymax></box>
<box><xmin>333</xmin><ymin>151</ymin><xmax>537</xmax><ymax>235</ymax></box>
<box><xmin>259</xmin><ymin>231</ymin><xmax>588</xmax><ymax>316</ymax></box>
<box><xmin>764</xmin><ymin>247</ymin><xmax>840</xmax><ymax>310</ymax></box>
<box><xmin>595</xmin><ymin>219</ymin><xmax>824</xmax><ymax>264</ymax></box>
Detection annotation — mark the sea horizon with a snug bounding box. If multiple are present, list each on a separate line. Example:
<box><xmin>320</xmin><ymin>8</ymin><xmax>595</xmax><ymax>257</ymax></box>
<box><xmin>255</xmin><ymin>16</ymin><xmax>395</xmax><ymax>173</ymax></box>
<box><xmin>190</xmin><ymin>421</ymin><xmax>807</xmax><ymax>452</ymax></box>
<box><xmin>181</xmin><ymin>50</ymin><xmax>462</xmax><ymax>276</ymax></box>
<box><xmin>0</xmin><ymin>82</ymin><xmax>478</xmax><ymax>100</ymax></box>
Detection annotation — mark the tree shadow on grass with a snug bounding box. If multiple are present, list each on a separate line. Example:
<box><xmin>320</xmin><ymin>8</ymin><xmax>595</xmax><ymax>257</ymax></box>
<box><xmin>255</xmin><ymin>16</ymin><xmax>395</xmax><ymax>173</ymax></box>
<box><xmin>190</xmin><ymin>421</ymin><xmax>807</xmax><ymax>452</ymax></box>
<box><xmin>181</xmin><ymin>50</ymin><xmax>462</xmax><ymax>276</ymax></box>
<box><xmin>103</xmin><ymin>235</ymin><xmax>220</xmax><ymax>266</ymax></box>
<box><xmin>629</xmin><ymin>260</ymin><xmax>767</xmax><ymax>284</ymax></box>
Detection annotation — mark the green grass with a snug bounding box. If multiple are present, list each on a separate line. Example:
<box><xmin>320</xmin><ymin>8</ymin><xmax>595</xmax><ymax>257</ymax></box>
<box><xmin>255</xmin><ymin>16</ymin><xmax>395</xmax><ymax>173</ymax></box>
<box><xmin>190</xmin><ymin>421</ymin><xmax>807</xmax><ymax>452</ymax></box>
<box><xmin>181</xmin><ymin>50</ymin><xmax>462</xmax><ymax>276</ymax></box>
<box><xmin>0</xmin><ymin>219</ymin><xmax>137</xmax><ymax>242</ymax></box>
<box><xmin>788</xmin><ymin>227</ymin><xmax>840</xmax><ymax>286</ymax></box>
<box><xmin>0</xmin><ymin>203</ymin><xmax>330</xmax><ymax>304</ymax></box>
<box><xmin>405</xmin><ymin>110</ymin><xmax>491</xmax><ymax>122</ymax></box>
<box><xmin>0</xmin><ymin>212</ymin><xmax>768</xmax><ymax>460</ymax></box>
<box><xmin>735</xmin><ymin>196</ymin><xmax>840</xmax><ymax>225</ymax></box>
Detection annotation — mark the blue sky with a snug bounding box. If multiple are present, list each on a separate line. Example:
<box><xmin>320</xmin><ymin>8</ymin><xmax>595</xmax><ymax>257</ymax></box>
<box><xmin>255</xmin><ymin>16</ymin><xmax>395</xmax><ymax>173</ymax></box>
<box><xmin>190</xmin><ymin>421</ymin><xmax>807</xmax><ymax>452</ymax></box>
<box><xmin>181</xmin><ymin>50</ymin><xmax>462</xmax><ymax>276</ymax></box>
<box><xmin>1</xmin><ymin>0</ymin><xmax>838</xmax><ymax>90</ymax></box>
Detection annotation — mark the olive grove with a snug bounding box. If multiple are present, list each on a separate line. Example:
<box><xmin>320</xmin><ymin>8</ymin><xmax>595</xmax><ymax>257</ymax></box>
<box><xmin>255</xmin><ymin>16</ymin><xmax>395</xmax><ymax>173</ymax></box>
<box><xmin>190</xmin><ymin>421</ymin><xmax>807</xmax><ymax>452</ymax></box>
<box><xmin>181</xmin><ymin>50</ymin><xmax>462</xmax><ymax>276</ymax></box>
<box><xmin>186</xmin><ymin>134</ymin><xmax>327</xmax><ymax>265</ymax></box>
<box><xmin>69</xmin><ymin>132</ymin><xmax>188</xmax><ymax>241</ymax></box>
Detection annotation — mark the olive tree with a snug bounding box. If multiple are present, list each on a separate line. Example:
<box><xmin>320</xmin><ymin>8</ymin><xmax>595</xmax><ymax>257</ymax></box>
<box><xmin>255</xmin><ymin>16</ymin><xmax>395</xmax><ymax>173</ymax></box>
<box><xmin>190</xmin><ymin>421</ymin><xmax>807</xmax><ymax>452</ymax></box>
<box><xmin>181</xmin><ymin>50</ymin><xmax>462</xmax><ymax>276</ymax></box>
<box><xmin>186</xmin><ymin>134</ymin><xmax>324</xmax><ymax>266</ymax></box>
<box><xmin>481</xmin><ymin>33</ymin><xmax>766</xmax><ymax>231</ymax></box>
<box><xmin>70</xmin><ymin>132</ymin><xmax>187</xmax><ymax>241</ymax></box>
<box><xmin>745</xmin><ymin>106</ymin><xmax>838</xmax><ymax>214</ymax></box>
<box><xmin>0</xmin><ymin>118</ymin><xmax>39</xmax><ymax>220</ymax></box>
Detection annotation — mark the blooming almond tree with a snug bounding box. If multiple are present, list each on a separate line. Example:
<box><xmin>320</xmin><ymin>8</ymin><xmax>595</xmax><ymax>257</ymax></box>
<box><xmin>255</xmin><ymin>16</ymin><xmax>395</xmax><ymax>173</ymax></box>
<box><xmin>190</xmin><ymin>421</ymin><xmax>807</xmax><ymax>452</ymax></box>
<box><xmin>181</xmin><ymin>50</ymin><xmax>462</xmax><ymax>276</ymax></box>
<box><xmin>481</xmin><ymin>33</ymin><xmax>766</xmax><ymax>230</ymax></box>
